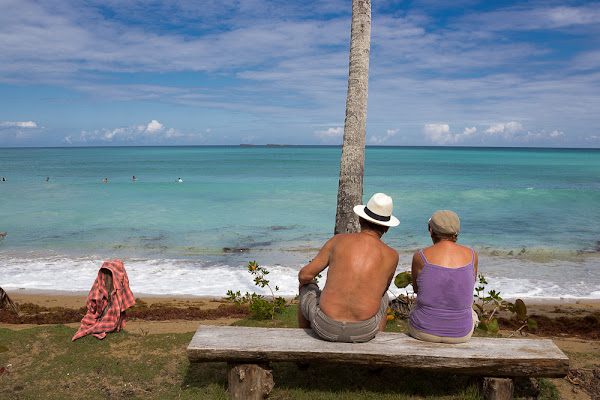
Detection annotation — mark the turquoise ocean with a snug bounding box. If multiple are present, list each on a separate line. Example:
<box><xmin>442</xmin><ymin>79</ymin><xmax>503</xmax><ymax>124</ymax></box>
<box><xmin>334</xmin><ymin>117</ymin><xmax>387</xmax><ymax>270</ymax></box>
<box><xmin>1</xmin><ymin>146</ymin><xmax>599</xmax><ymax>300</ymax></box>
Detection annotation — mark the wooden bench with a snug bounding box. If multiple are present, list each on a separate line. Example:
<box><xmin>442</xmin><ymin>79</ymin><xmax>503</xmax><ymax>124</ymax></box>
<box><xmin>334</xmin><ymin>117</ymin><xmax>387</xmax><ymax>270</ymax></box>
<box><xmin>187</xmin><ymin>325</ymin><xmax>569</xmax><ymax>400</ymax></box>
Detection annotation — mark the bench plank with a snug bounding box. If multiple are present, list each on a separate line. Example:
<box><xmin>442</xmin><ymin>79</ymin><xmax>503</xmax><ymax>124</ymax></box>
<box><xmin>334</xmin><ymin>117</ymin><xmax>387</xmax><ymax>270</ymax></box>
<box><xmin>187</xmin><ymin>325</ymin><xmax>568</xmax><ymax>377</ymax></box>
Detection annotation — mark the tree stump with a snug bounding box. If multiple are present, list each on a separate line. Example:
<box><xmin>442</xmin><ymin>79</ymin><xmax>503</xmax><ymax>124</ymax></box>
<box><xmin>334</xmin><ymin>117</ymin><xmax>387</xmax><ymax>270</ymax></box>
<box><xmin>479</xmin><ymin>377</ymin><xmax>514</xmax><ymax>400</ymax></box>
<box><xmin>227</xmin><ymin>363</ymin><xmax>274</xmax><ymax>400</ymax></box>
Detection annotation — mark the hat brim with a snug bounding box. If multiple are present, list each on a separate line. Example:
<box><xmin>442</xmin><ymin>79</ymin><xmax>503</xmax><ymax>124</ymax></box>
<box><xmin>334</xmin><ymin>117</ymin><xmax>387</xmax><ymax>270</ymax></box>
<box><xmin>353</xmin><ymin>205</ymin><xmax>400</xmax><ymax>227</ymax></box>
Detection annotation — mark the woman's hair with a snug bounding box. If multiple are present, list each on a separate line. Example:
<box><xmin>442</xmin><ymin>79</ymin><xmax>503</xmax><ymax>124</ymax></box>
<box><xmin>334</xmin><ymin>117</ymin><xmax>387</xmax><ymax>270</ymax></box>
<box><xmin>359</xmin><ymin>217</ymin><xmax>387</xmax><ymax>235</ymax></box>
<box><xmin>429</xmin><ymin>224</ymin><xmax>458</xmax><ymax>242</ymax></box>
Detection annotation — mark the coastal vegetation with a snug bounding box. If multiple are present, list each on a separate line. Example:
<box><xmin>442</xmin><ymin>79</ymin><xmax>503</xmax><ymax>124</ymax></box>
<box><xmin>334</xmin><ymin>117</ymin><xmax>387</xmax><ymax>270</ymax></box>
<box><xmin>226</xmin><ymin>261</ymin><xmax>287</xmax><ymax>320</ymax></box>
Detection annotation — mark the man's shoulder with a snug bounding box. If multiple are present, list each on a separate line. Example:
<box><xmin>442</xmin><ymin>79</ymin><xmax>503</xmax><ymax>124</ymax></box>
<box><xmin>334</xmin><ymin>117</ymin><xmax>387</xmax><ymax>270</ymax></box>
<box><xmin>329</xmin><ymin>232</ymin><xmax>360</xmax><ymax>242</ymax></box>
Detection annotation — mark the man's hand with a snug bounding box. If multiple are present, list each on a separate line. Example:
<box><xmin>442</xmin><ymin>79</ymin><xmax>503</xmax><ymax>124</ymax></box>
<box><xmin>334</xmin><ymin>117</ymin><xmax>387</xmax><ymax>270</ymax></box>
<box><xmin>298</xmin><ymin>279</ymin><xmax>318</xmax><ymax>291</ymax></box>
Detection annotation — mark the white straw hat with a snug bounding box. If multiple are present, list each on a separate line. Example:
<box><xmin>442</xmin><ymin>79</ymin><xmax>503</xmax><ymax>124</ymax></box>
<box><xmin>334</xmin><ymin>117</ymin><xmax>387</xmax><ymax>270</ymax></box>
<box><xmin>353</xmin><ymin>193</ymin><xmax>400</xmax><ymax>227</ymax></box>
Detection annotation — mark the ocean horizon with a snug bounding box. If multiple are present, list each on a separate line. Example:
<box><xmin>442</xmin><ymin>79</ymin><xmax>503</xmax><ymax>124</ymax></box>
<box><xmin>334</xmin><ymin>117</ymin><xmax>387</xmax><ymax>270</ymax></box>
<box><xmin>1</xmin><ymin>145</ymin><xmax>599</xmax><ymax>300</ymax></box>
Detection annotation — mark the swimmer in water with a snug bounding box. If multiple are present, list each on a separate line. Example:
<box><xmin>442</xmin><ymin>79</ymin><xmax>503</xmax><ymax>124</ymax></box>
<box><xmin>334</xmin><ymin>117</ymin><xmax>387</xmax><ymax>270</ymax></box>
<box><xmin>132</xmin><ymin>176</ymin><xmax>137</xmax><ymax>180</ymax></box>
<box><xmin>46</xmin><ymin>177</ymin><xmax>50</xmax><ymax>182</ymax></box>
<box><xmin>103</xmin><ymin>178</ymin><xmax>108</xmax><ymax>183</ymax></box>
<box><xmin>178</xmin><ymin>178</ymin><xmax>183</xmax><ymax>182</ymax></box>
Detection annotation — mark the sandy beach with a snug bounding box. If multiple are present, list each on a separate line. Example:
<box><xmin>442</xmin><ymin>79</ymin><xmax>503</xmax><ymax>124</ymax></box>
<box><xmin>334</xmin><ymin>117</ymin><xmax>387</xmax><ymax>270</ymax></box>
<box><xmin>2</xmin><ymin>291</ymin><xmax>600</xmax><ymax>333</ymax></box>
<box><xmin>0</xmin><ymin>291</ymin><xmax>243</xmax><ymax>334</ymax></box>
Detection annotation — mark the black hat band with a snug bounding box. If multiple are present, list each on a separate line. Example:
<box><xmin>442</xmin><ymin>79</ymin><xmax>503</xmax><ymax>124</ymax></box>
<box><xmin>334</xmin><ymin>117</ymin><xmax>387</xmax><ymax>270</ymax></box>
<box><xmin>364</xmin><ymin>207</ymin><xmax>391</xmax><ymax>222</ymax></box>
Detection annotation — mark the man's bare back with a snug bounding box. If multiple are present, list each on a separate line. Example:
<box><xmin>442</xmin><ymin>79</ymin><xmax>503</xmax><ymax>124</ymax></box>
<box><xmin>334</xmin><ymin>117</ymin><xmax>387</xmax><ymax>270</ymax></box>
<box><xmin>299</xmin><ymin>230</ymin><xmax>398</xmax><ymax>321</ymax></box>
<box><xmin>297</xmin><ymin>193</ymin><xmax>400</xmax><ymax>343</ymax></box>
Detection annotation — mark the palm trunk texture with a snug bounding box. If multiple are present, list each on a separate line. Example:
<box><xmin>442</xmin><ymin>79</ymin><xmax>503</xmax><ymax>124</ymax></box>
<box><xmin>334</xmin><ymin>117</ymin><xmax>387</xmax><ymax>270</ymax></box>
<box><xmin>335</xmin><ymin>0</ymin><xmax>371</xmax><ymax>235</ymax></box>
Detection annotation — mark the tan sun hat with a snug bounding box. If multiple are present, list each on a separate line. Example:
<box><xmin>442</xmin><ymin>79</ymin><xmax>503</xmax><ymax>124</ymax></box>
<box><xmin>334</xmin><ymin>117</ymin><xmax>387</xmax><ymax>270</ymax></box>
<box><xmin>428</xmin><ymin>210</ymin><xmax>460</xmax><ymax>235</ymax></box>
<box><xmin>353</xmin><ymin>193</ymin><xmax>400</xmax><ymax>227</ymax></box>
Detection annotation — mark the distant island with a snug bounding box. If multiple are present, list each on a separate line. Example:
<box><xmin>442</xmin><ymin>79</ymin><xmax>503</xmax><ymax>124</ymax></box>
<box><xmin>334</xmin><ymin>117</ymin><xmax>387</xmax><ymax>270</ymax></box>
<box><xmin>239</xmin><ymin>144</ymin><xmax>300</xmax><ymax>147</ymax></box>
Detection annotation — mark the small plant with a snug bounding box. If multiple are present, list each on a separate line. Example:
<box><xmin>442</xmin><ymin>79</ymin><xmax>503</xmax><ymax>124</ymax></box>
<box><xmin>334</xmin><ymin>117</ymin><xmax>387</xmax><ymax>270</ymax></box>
<box><xmin>474</xmin><ymin>274</ymin><xmax>537</xmax><ymax>335</ymax></box>
<box><xmin>226</xmin><ymin>261</ymin><xmax>286</xmax><ymax>320</ymax></box>
<box><xmin>474</xmin><ymin>274</ymin><xmax>504</xmax><ymax>333</ymax></box>
<box><xmin>507</xmin><ymin>299</ymin><xmax>538</xmax><ymax>337</ymax></box>
<box><xmin>390</xmin><ymin>271</ymin><xmax>414</xmax><ymax>318</ymax></box>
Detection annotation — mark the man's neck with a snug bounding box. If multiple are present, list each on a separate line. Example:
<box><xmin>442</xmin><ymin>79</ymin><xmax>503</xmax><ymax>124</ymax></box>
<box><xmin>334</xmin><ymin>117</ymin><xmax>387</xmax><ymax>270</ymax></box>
<box><xmin>360</xmin><ymin>228</ymin><xmax>383</xmax><ymax>239</ymax></box>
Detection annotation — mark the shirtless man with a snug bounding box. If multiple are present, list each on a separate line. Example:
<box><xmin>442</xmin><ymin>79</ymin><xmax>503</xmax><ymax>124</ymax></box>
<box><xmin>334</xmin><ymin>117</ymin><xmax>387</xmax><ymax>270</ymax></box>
<box><xmin>297</xmin><ymin>193</ymin><xmax>400</xmax><ymax>343</ymax></box>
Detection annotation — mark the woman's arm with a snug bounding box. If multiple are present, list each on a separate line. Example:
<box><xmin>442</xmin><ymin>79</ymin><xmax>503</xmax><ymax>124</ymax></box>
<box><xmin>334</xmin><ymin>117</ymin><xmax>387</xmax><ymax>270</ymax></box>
<box><xmin>411</xmin><ymin>251</ymin><xmax>425</xmax><ymax>294</ymax></box>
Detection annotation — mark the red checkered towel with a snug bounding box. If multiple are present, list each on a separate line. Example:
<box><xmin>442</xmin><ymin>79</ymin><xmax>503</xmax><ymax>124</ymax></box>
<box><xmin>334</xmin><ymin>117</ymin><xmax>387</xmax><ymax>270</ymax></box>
<box><xmin>72</xmin><ymin>260</ymin><xmax>135</xmax><ymax>341</ymax></box>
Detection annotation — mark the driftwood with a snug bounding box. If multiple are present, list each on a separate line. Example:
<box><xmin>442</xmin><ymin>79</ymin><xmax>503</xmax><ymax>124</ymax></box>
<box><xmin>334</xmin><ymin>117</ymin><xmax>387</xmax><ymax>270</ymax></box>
<box><xmin>0</xmin><ymin>287</ymin><xmax>20</xmax><ymax>315</ymax></box>
<box><xmin>188</xmin><ymin>325</ymin><xmax>569</xmax><ymax>400</ymax></box>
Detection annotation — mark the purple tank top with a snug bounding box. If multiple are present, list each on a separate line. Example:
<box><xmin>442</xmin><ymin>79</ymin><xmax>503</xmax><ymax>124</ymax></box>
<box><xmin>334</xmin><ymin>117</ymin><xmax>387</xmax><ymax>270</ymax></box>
<box><xmin>408</xmin><ymin>249</ymin><xmax>476</xmax><ymax>337</ymax></box>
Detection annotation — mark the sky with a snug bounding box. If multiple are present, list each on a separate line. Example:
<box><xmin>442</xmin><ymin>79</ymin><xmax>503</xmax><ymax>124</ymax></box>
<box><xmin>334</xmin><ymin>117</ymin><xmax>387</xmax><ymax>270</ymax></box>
<box><xmin>1</xmin><ymin>0</ymin><xmax>599</xmax><ymax>148</ymax></box>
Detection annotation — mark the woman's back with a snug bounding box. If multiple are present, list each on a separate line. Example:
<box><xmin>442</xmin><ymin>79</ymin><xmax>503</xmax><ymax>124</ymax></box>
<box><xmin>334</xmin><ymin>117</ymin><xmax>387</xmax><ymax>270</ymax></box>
<box><xmin>409</xmin><ymin>246</ymin><xmax>476</xmax><ymax>338</ymax></box>
<box><xmin>414</xmin><ymin>249</ymin><xmax>475</xmax><ymax>310</ymax></box>
<box><xmin>421</xmin><ymin>240</ymin><xmax>473</xmax><ymax>268</ymax></box>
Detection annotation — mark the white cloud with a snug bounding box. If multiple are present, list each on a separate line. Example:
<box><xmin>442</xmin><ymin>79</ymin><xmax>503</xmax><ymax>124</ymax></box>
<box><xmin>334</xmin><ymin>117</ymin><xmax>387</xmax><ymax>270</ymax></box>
<box><xmin>145</xmin><ymin>119</ymin><xmax>164</xmax><ymax>133</ymax></box>
<box><xmin>63</xmin><ymin>120</ymin><xmax>209</xmax><ymax>145</ymax></box>
<box><xmin>0</xmin><ymin>121</ymin><xmax>38</xmax><ymax>128</ymax></box>
<box><xmin>66</xmin><ymin>120</ymin><xmax>167</xmax><ymax>143</ymax></box>
<box><xmin>424</xmin><ymin>121</ymin><xmax>570</xmax><ymax>146</ymax></box>
<box><xmin>423</xmin><ymin>124</ymin><xmax>452</xmax><ymax>144</ymax></box>
<box><xmin>526</xmin><ymin>129</ymin><xmax>565</xmax><ymax>139</ymax></box>
<box><xmin>165</xmin><ymin>128</ymin><xmax>179</xmax><ymax>138</ymax></box>
<box><xmin>370</xmin><ymin>129</ymin><xmax>398</xmax><ymax>144</ymax></box>
<box><xmin>484</xmin><ymin>121</ymin><xmax>523</xmax><ymax>135</ymax></box>
<box><xmin>314</xmin><ymin>126</ymin><xmax>343</xmax><ymax>141</ymax></box>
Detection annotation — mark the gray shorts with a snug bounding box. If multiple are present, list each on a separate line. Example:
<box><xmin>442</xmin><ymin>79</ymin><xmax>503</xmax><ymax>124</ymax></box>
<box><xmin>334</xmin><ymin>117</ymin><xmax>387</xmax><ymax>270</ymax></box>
<box><xmin>299</xmin><ymin>283</ymin><xmax>389</xmax><ymax>343</ymax></box>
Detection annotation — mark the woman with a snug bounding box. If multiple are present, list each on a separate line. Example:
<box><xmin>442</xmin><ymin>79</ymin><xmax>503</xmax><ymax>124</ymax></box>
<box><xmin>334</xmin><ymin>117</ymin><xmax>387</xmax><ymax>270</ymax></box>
<box><xmin>408</xmin><ymin>210</ymin><xmax>478</xmax><ymax>343</ymax></box>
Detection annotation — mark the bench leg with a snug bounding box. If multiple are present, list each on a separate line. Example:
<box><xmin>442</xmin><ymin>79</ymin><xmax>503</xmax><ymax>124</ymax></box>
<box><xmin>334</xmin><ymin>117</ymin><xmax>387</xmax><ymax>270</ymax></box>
<box><xmin>227</xmin><ymin>362</ymin><xmax>274</xmax><ymax>400</ymax></box>
<box><xmin>478</xmin><ymin>377</ymin><xmax>514</xmax><ymax>400</ymax></box>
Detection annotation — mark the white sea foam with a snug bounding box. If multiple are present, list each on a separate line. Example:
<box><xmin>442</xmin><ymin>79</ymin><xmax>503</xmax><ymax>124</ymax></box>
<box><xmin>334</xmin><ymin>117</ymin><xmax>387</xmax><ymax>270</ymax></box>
<box><xmin>2</xmin><ymin>252</ymin><xmax>600</xmax><ymax>300</ymax></box>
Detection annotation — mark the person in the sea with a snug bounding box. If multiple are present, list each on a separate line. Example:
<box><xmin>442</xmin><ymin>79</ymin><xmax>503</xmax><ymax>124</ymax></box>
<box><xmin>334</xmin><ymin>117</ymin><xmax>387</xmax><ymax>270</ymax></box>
<box><xmin>1</xmin><ymin>177</ymin><xmax>5</xmax><ymax>181</ymax></box>
<box><xmin>297</xmin><ymin>193</ymin><xmax>400</xmax><ymax>343</ymax></box>
<box><xmin>102</xmin><ymin>178</ymin><xmax>108</xmax><ymax>183</ymax></box>
<box><xmin>46</xmin><ymin>177</ymin><xmax>49</xmax><ymax>182</ymax></box>
<box><xmin>177</xmin><ymin>178</ymin><xmax>183</xmax><ymax>182</ymax></box>
<box><xmin>132</xmin><ymin>176</ymin><xmax>136</xmax><ymax>180</ymax></box>
<box><xmin>408</xmin><ymin>210</ymin><xmax>479</xmax><ymax>343</ymax></box>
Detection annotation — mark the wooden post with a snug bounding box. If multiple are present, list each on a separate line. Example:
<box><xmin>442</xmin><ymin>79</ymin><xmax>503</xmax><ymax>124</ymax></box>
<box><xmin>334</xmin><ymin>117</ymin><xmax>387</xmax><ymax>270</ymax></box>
<box><xmin>227</xmin><ymin>363</ymin><xmax>274</xmax><ymax>400</ymax></box>
<box><xmin>479</xmin><ymin>377</ymin><xmax>514</xmax><ymax>400</ymax></box>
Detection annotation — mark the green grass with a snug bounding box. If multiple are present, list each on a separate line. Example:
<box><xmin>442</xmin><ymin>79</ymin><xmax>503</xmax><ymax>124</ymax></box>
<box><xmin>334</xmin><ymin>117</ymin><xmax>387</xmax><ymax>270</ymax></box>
<box><xmin>0</xmin><ymin>305</ymin><xmax>561</xmax><ymax>399</ymax></box>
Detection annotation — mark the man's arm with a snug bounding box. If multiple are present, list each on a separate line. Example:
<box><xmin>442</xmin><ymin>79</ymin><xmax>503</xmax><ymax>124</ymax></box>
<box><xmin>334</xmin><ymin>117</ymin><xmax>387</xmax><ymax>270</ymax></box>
<box><xmin>385</xmin><ymin>250</ymin><xmax>400</xmax><ymax>292</ymax></box>
<box><xmin>298</xmin><ymin>236</ymin><xmax>335</xmax><ymax>286</ymax></box>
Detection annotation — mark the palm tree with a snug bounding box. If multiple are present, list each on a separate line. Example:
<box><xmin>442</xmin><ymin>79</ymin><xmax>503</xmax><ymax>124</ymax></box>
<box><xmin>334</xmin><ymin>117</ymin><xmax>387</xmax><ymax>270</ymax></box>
<box><xmin>334</xmin><ymin>0</ymin><xmax>371</xmax><ymax>235</ymax></box>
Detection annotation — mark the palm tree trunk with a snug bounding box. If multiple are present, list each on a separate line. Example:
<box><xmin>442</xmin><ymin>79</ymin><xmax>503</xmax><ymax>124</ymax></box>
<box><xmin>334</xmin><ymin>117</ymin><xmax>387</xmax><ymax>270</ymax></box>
<box><xmin>335</xmin><ymin>0</ymin><xmax>371</xmax><ymax>235</ymax></box>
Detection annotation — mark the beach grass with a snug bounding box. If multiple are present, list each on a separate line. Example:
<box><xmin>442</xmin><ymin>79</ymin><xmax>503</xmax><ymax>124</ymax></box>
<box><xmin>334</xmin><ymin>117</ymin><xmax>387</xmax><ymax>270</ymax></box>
<box><xmin>0</xmin><ymin>305</ymin><xmax>566</xmax><ymax>399</ymax></box>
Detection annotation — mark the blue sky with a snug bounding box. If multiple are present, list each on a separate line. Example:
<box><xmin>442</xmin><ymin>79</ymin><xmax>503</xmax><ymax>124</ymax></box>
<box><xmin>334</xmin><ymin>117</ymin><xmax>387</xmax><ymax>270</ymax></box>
<box><xmin>1</xmin><ymin>0</ymin><xmax>599</xmax><ymax>147</ymax></box>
